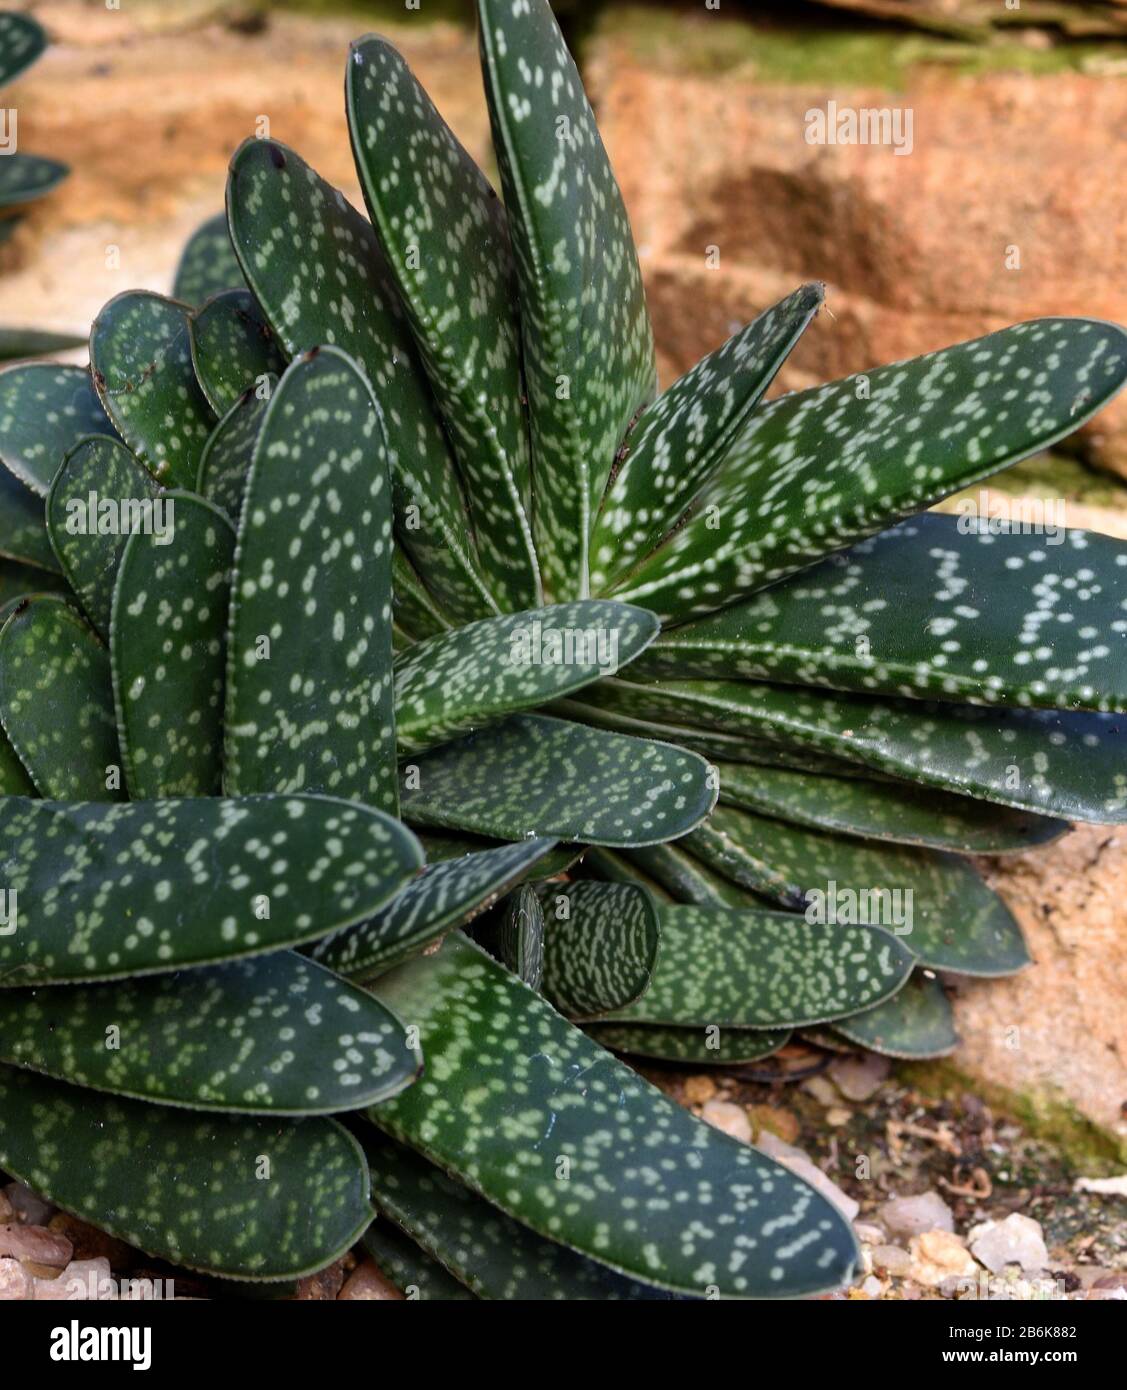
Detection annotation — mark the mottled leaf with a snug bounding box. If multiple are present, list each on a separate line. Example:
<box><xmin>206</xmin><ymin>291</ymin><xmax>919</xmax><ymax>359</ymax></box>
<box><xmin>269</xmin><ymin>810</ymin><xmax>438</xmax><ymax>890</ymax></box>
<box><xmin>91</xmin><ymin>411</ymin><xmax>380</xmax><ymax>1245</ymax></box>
<box><xmin>190</xmin><ymin>288</ymin><xmax>287</xmax><ymax>416</ymax></box>
<box><xmin>45</xmin><ymin>434</ymin><xmax>160</xmax><ymax>636</ymax></box>
<box><xmin>0</xmin><ymin>794</ymin><xmax>422</xmax><ymax>987</ymax></box>
<box><xmin>348</xmin><ymin>35</ymin><xmax>540</xmax><ymax>611</ymax></box>
<box><xmin>833</xmin><ymin>970</ymin><xmax>957</xmax><ymax>1058</ymax></box>
<box><xmin>0</xmin><ymin>154</ymin><xmax>68</xmax><ymax>208</ymax></box>
<box><xmin>600</xmin><ymin>903</ymin><xmax>914</xmax><ymax>1029</ymax></box>
<box><xmin>592</xmin><ymin>283</ymin><xmax>824</xmax><ymax>592</ymax></box>
<box><xmin>224</xmin><ymin>347</ymin><xmax>397</xmax><ymax>813</ymax></box>
<box><xmin>394</xmin><ymin>600</ymin><xmax>658</xmax><ymax>754</ymax></box>
<box><xmin>173</xmin><ymin>210</ymin><xmax>246</xmax><ymax>305</ymax></box>
<box><xmin>0</xmin><ymin>1065</ymin><xmax>371</xmax><ymax>1279</ymax></box>
<box><xmin>619</xmin><ymin>841</ymin><xmax>761</xmax><ymax>906</ymax></box>
<box><xmin>0</xmin><ymin>328</ymin><xmax>86</xmax><ymax>363</ymax></box>
<box><xmin>0</xmin><ymin>12</ymin><xmax>47</xmax><ymax>85</ymax></box>
<box><xmin>478</xmin><ymin>0</ymin><xmax>656</xmax><ymax>601</ymax></box>
<box><xmin>0</xmin><ymin>463</ymin><xmax>60</xmax><ymax>572</ymax></box>
<box><xmin>636</xmin><ymin>513</ymin><xmax>1127</xmax><ymax>711</ymax></box>
<box><xmin>0</xmin><ymin>363</ymin><xmax>115</xmax><ymax>495</ymax></box>
<box><xmin>226</xmin><ymin>138</ymin><xmax>496</xmax><ymax>623</ymax></box>
<box><xmin>90</xmin><ymin>291</ymin><xmax>216</xmax><ymax>489</ymax></box>
<box><xmin>475</xmin><ymin>882</ymin><xmax>545</xmax><ymax>989</ymax></box>
<box><xmin>538</xmin><ymin>879</ymin><xmax>658</xmax><ymax>1020</ymax></box>
<box><xmin>366</xmin><ymin>932</ymin><xmax>859</xmax><ymax>1298</ymax></box>
<box><xmin>400</xmin><ymin>713</ymin><xmax>715</xmax><ymax>846</ymax></box>
<box><xmin>684</xmin><ymin>804</ymin><xmax>1030</xmax><ymax>977</ymax></box>
<box><xmin>0</xmin><ymin>596</ymin><xmax>121</xmax><ymax>799</ymax></box>
<box><xmin>111</xmin><ymin>492</ymin><xmax>235</xmax><ymax>797</ymax></box>
<box><xmin>585</xmin><ymin>1022</ymin><xmax>790</xmax><ymax>1066</ymax></box>
<box><xmin>0</xmin><ymin>556</ymin><xmax>67</xmax><ymax>607</ymax></box>
<box><xmin>612</xmin><ymin>319</ymin><xmax>1127</xmax><ymax>622</ymax></box>
<box><xmin>195</xmin><ymin>378</ymin><xmax>272</xmax><ymax>522</ymax></box>
<box><xmin>0</xmin><ymin>952</ymin><xmax>421</xmax><ymax>1113</ymax></box>
<box><xmin>392</xmin><ymin>548</ymin><xmax>450</xmax><ymax>642</ymax></box>
<box><xmin>715</xmin><ymin>761</ymin><xmax>1067</xmax><ymax>854</ymax></box>
<box><xmin>310</xmin><ymin>838</ymin><xmax>558</xmax><ymax>982</ymax></box>
<box><xmin>362</xmin><ymin>1220</ymin><xmax>476</xmax><ymax>1299</ymax></box>
<box><xmin>361</xmin><ymin>1127</ymin><xmax>677</xmax><ymax>1300</ymax></box>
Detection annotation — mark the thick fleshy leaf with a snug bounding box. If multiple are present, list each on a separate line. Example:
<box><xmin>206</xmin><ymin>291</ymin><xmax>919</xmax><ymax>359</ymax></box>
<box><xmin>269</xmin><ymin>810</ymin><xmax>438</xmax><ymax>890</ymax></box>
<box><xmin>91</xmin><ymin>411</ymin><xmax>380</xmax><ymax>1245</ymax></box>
<box><xmin>0</xmin><ymin>952</ymin><xmax>421</xmax><ymax>1113</ymax></box>
<box><xmin>0</xmin><ymin>153</ymin><xmax>68</xmax><ymax>208</ymax></box>
<box><xmin>0</xmin><ymin>1065</ymin><xmax>371</xmax><ymax>1279</ymax></box>
<box><xmin>600</xmin><ymin>903</ymin><xmax>914</xmax><ymax>1029</ymax></box>
<box><xmin>394</xmin><ymin>600</ymin><xmax>658</xmax><ymax>754</ymax></box>
<box><xmin>0</xmin><ymin>364</ymin><xmax>115</xmax><ymax>495</ymax></box>
<box><xmin>361</xmin><ymin>1127</ymin><xmax>676</xmax><ymax>1301</ymax></box>
<box><xmin>585</xmin><ymin>1022</ymin><xmax>790</xmax><ymax>1066</ymax></box>
<box><xmin>0</xmin><ymin>725</ymin><xmax>33</xmax><ymax>794</ymax></box>
<box><xmin>585</xmin><ymin>677</ymin><xmax>1127</xmax><ymax>823</ymax></box>
<box><xmin>0</xmin><ymin>328</ymin><xmax>87</xmax><ymax>363</ymax></box>
<box><xmin>111</xmin><ymin>492</ymin><xmax>235</xmax><ymax>797</ymax></box>
<box><xmin>310</xmin><ymin>837</ymin><xmax>558</xmax><ymax>982</ymax></box>
<box><xmin>622</xmin><ymin>841</ymin><xmax>763</xmax><ymax>907</ymax></box>
<box><xmin>684</xmin><ymin>804</ymin><xmax>1030</xmax><ymax>977</ymax></box>
<box><xmin>195</xmin><ymin>378</ymin><xmax>272</xmax><ymax>522</ymax></box>
<box><xmin>0</xmin><ymin>596</ymin><xmax>121</xmax><ymax>799</ymax></box>
<box><xmin>612</xmin><ymin>319</ymin><xmax>1127</xmax><ymax>623</ymax></box>
<box><xmin>636</xmin><ymin>513</ymin><xmax>1127</xmax><ymax>712</ymax></box>
<box><xmin>0</xmin><ymin>13</ymin><xmax>47</xmax><ymax>85</ymax></box>
<box><xmin>45</xmin><ymin>434</ymin><xmax>160</xmax><ymax>636</ymax></box>
<box><xmin>366</xmin><ymin>931</ymin><xmax>859</xmax><ymax>1298</ymax></box>
<box><xmin>0</xmin><ymin>556</ymin><xmax>67</xmax><ymax>607</ymax></box>
<box><xmin>190</xmin><ymin>288</ymin><xmax>286</xmax><ymax>416</ymax></box>
<box><xmin>226</xmin><ymin>138</ymin><xmax>497</xmax><ymax>624</ymax></box>
<box><xmin>478</xmin><ymin>0</ymin><xmax>657</xmax><ymax>601</ymax></box>
<box><xmin>582</xmin><ymin>845</ymin><xmax>673</xmax><ymax>900</ymax></box>
<box><xmin>475</xmin><ymin>882</ymin><xmax>545</xmax><ymax>989</ymax></box>
<box><xmin>224</xmin><ymin>347</ymin><xmax>397</xmax><ymax>813</ymax></box>
<box><xmin>362</xmin><ymin>1220</ymin><xmax>477</xmax><ymax>1299</ymax></box>
<box><xmin>172</xmin><ymin>210</ymin><xmax>246</xmax><ymax>305</ymax></box>
<box><xmin>0</xmin><ymin>463</ymin><xmax>60</xmax><ymax>571</ymax></box>
<box><xmin>348</xmin><ymin>35</ymin><xmax>539</xmax><ymax>611</ymax></box>
<box><xmin>592</xmin><ymin>283</ymin><xmax>824</xmax><ymax>592</ymax></box>
<box><xmin>538</xmin><ymin>880</ymin><xmax>658</xmax><ymax>1020</ymax></box>
<box><xmin>715</xmin><ymin>761</ymin><xmax>1068</xmax><ymax>855</ymax></box>
<box><xmin>0</xmin><ymin>794</ymin><xmax>422</xmax><ymax>987</ymax></box>
<box><xmin>400</xmin><ymin>713</ymin><xmax>715</xmax><ymax>846</ymax></box>
<box><xmin>90</xmin><ymin>291</ymin><xmax>216</xmax><ymax>489</ymax></box>
<box><xmin>392</xmin><ymin>548</ymin><xmax>450</xmax><ymax>642</ymax></box>
<box><xmin>833</xmin><ymin>971</ymin><xmax>957</xmax><ymax>1058</ymax></box>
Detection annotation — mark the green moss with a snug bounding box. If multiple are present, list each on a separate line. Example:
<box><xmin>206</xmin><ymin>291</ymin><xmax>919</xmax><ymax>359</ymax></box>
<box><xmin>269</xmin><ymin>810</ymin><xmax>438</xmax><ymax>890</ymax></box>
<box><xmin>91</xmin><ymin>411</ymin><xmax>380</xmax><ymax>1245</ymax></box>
<box><xmin>937</xmin><ymin>449</ymin><xmax>1127</xmax><ymax>512</ymax></box>
<box><xmin>899</xmin><ymin>1058</ymin><xmax>1127</xmax><ymax>1169</ymax></box>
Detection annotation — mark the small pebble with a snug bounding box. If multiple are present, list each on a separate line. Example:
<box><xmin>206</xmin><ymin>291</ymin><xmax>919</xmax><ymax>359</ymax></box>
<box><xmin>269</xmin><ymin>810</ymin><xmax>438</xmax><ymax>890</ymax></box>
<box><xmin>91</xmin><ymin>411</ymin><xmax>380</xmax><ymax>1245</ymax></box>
<box><xmin>2</xmin><ymin>1183</ymin><xmax>53</xmax><ymax>1227</ymax></box>
<box><xmin>828</xmin><ymin>1053</ymin><xmax>890</xmax><ymax>1102</ymax></box>
<box><xmin>747</xmin><ymin>1104</ymin><xmax>800</xmax><ymax>1144</ymax></box>
<box><xmin>853</xmin><ymin>1221</ymin><xmax>886</xmax><ymax>1245</ymax></box>
<box><xmin>909</xmin><ymin>1229</ymin><xmax>979</xmax><ymax>1288</ymax></box>
<box><xmin>683</xmin><ymin>1075</ymin><xmax>717</xmax><ymax>1106</ymax></box>
<box><xmin>825</xmin><ymin>1107</ymin><xmax>852</xmax><ymax>1127</ymax></box>
<box><xmin>801</xmin><ymin>1075</ymin><xmax>839</xmax><ymax>1107</ymax></box>
<box><xmin>0</xmin><ymin>1256</ymin><xmax>32</xmax><ymax>1301</ymax></box>
<box><xmin>969</xmin><ymin>1213</ymin><xmax>1049</xmax><ymax>1274</ymax></box>
<box><xmin>338</xmin><ymin>1260</ymin><xmax>404</xmax><ymax>1300</ymax></box>
<box><xmin>0</xmin><ymin>1223</ymin><xmax>72</xmax><ymax>1268</ymax></box>
<box><xmin>700</xmin><ymin>1099</ymin><xmax>752</xmax><ymax>1144</ymax></box>
<box><xmin>871</xmin><ymin>1244</ymin><xmax>913</xmax><ymax>1277</ymax></box>
<box><xmin>879</xmin><ymin>1190</ymin><xmax>955</xmax><ymax>1238</ymax></box>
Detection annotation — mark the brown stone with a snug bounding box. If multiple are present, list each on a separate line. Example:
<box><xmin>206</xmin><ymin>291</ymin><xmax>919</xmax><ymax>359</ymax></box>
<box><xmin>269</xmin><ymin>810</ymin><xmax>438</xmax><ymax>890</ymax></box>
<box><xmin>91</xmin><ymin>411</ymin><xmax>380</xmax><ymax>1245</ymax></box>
<box><xmin>48</xmin><ymin>1211</ymin><xmax>134</xmax><ymax>1269</ymax></box>
<box><xmin>0</xmin><ymin>1223</ymin><xmax>72</xmax><ymax>1268</ymax></box>
<box><xmin>294</xmin><ymin>1258</ymin><xmax>346</xmax><ymax>1301</ymax></box>
<box><xmin>748</xmin><ymin>1104</ymin><xmax>801</xmax><ymax>1144</ymax></box>
<box><xmin>682</xmin><ymin>1074</ymin><xmax>718</xmax><ymax>1106</ymax></box>
<box><xmin>338</xmin><ymin>1260</ymin><xmax>405</xmax><ymax>1301</ymax></box>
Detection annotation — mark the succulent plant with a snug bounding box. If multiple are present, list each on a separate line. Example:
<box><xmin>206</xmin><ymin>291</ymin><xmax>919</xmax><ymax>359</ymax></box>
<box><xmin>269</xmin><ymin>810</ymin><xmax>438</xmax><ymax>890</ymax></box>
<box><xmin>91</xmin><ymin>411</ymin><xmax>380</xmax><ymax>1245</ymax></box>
<box><xmin>0</xmin><ymin>0</ymin><xmax>1125</xmax><ymax>1300</ymax></box>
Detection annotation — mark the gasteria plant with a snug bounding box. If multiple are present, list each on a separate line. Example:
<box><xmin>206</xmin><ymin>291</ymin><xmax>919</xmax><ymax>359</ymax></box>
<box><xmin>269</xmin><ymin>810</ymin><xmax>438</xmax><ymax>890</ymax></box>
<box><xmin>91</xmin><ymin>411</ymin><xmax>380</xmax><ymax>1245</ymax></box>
<box><xmin>0</xmin><ymin>0</ymin><xmax>1124</xmax><ymax>1300</ymax></box>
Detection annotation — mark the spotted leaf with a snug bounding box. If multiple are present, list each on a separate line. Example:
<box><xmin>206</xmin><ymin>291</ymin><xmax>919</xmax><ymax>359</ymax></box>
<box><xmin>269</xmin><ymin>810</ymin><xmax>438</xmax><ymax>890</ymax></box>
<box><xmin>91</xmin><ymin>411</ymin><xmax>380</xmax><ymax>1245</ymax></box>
<box><xmin>584</xmin><ymin>1022</ymin><xmax>790</xmax><ymax>1066</ymax></box>
<box><xmin>0</xmin><ymin>463</ymin><xmax>61</xmax><ymax>572</ymax></box>
<box><xmin>0</xmin><ymin>557</ymin><xmax>67</xmax><ymax>608</ymax></box>
<box><xmin>195</xmin><ymin>378</ymin><xmax>272</xmax><ymax>522</ymax></box>
<box><xmin>172</xmin><ymin>210</ymin><xmax>246</xmax><ymax>306</ymax></box>
<box><xmin>189</xmin><ymin>288</ymin><xmax>287</xmax><ymax>417</ymax></box>
<box><xmin>0</xmin><ymin>154</ymin><xmax>68</xmax><ymax>208</ymax></box>
<box><xmin>833</xmin><ymin>971</ymin><xmax>957</xmax><ymax>1059</ymax></box>
<box><xmin>365</xmin><ymin>931</ymin><xmax>859</xmax><ymax>1298</ymax></box>
<box><xmin>621</xmin><ymin>841</ymin><xmax>764</xmax><ymax>906</ymax></box>
<box><xmin>538</xmin><ymin>879</ymin><xmax>658</xmax><ymax>1020</ymax></box>
<box><xmin>392</xmin><ymin>548</ymin><xmax>450</xmax><ymax>643</ymax></box>
<box><xmin>474</xmin><ymin>883</ymin><xmax>545</xmax><ymax>990</ymax></box>
<box><xmin>0</xmin><ymin>12</ymin><xmax>47</xmax><ymax>86</ymax></box>
<box><xmin>0</xmin><ymin>364</ymin><xmax>116</xmax><ymax>495</ymax></box>
<box><xmin>362</xmin><ymin>1220</ymin><xmax>476</xmax><ymax>1299</ymax></box>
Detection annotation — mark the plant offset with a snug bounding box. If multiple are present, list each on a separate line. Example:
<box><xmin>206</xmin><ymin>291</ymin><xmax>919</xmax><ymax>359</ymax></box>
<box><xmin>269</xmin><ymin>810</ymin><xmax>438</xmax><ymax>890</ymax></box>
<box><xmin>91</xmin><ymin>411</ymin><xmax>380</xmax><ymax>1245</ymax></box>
<box><xmin>0</xmin><ymin>0</ymin><xmax>1124</xmax><ymax>1301</ymax></box>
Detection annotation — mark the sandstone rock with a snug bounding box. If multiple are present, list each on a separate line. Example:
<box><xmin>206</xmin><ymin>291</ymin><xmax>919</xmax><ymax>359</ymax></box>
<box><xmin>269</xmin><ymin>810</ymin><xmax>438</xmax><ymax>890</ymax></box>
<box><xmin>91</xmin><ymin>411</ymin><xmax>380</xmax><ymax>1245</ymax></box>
<box><xmin>747</xmin><ymin>1104</ymin><xmax>800</xmax><ymax>1144</ymax></box>
<box><xmin>829</xmin><ymin>1053</ymin><xmax>891</xmax><ymax>1103</ymax></box>
<box><xmin>968</xmin><ymin>1213</ymin><xmax>1050</xmax><ymax>1274</ymax></box>
<box><xmin>700</xmin><ymin>1099</ymin><xmax>752</xmax><ymax>1143</ymax></box>
<box><xmin>338</xmin><ymin>1260</ymin><xmax>405</xmax><ymax>1301</ymax></box>
<box><xmin>0</xmin><ymin>1223</ymin><xmax>72</xmax><ymax>1268</ymax></box>
<box><xmin>878</xmin><ymin>1191</ymin><xmax>955</xmax><ymax>1238</ymax></box>
<box><xmin>683</xmin><ymin>1075</ymin><xmax>718</xmax><ymax>1106</ymax></box>
<box><xmin>0</xmin><ymin>1257</ymin><xmax>32</xmax><ymax>1301</ymax></box>
<box><xmin>908</xmin><ymin>1230</ymin><xmax>979</xmax><ymax>1287</ymax></box>
<box><xmin>294</xmin><ymin>1259</ymin><xmax>346</xmax><ymax>1301</ymax></box>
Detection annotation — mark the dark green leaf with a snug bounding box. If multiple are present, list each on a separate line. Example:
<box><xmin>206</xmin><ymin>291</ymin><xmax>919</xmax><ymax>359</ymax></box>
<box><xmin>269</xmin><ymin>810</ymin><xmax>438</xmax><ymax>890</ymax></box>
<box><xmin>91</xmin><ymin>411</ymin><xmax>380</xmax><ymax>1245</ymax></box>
<box><xmin>90</xmin><ymin>291</ymin><xmax>216</xmax><ymax>489</ymax></box>
<box><xmin>581</xmin><ymin>845</ymin><xmax>673</xmax><ymax>900</ymax></box>
<box><xmin>190</xmin><ymin>288</ymin><xmax>286</xmax><ymax>416</ymax></box>
<box><xmin>0</xmin><ymin>556</ymin><xmax>68</xmax><ymax>607</ymax></box>
<box><xmin>538</xmin><ymin>880</ymin><xmax>658</xmax><ymax>1019</ymax></box>
<box><xmin>226</xmin><ymin>138</ymin><xmax>497</xmax><ymax>624</ymax></box>
<box><xmin>636</xmin><ymin>513</ymin><xmax>1127</xmax><ymax>712</ymax></box>
<box><xmin>195</xmin><ymin>377</ymin><xmax>272</xmax><ymax>522</ymax></box>
<box><xmin>0</xmin><ymin>13</ymin><xmax>47</xmax><ymax>86</ymax></box>
<box><xmin>0</xmin><ymin>463</ymin><xmax>60</xmax><ymax>571</ymax></box>
<box><xmin>224</xmin><ymin>347</ymin><xmax>397</xmax><ymax>813</ymax></box>
<box><xmin>684</xmin><ymin>804</ymin><xmax>1030</xmax><ymax>977</ymax></box>
<box><xmin>366</xmin><ymin>931</ymin><xmax>859</xmax><ymax>1298</ymax></box>
<box><xmin>111</xmin><ymin>491</ymin><xmax>235</xmax><ymax>797</ymax></box>
<box><xmin>362</xmin><ymin>1219</ymin><xmax>476</xmax><ymax>1299</ymax></box>
<box><xmin>0</xmin><ymin>1065</ymin><xmax>371</xmax><ymax>1279</ymax></box>
<box><xmin>45</xmin><ymin>434</ymin><xmax>160</xmax><ymax>636</ymax></box>
<box><xmin>0</xmin><ymin>154</ymin><xmax>68</xmax><ymax>208</ymax></box>
<box><xmin>592</xmin><ymin>283</ymin><xmax>824</xmax><ymax>592</ymax></box>
<box><xmin>715</xmin><ymin>760</ymin><xmax>1068</xmax><ymax>854</ymax></box>
<box><xmin>585</xmin><ymin>1022</ymin><xmax>790</xmax><ymax>1066</ymax></box>
<box><xmin>348</xmin><ymin>35</ymin><xmax>540</xmax><ymax>611</ymax></box>
<box><xmin>0</xmin><ymin>328</ymin><xmax>87</xmax><ymax>362</ymax></box>
<box><xmin>172</xmin><ymin>210</ymin><xmax>246</xmax><ymax>305</ymax></box>
<box><xmin>0</xmin><ymin>363</ymin><xmax>115</xmax><ymax>495</ymax></box>
<box><xmin>400</xmin><ymin>713</ymin><xmax>715</xmax><ymax>846</ymax></box>
<box><xmin>612</xmin><ymin>319</ymin><xmax>1127</xmax><ymax>622</ymax></box>
<box><xmin>394</xmin><ymin>600</ymin><xmax>658</xmax><ymax>754</ymax></box>
<box><xmin>0</xmin><ymin>596</ymin><xmax>121</xmax><ymax>799</ymax></box>
<box><xmin>833</xmin><ymin>971</ymin><xmax>958</xmax><ymax>1058</ymax></box>
<box><xmin>0</xmin><ymin>952</ymin><xmax>421</xmax><ymax>1113</ymax></box>
<box><xmin>361</xmin><ymin>1127</ymin><xmax>677</xmax><ymax>1300</ymax></box>
<box><xmin>600</xmin><ymin>902</ymin><xmax>914</xmax><ymax>1028</ymax></box>
<box><xmin>478</xmin><ymin>0</ymin><xmax>656</xmax><ymax>601</ymax></box>
<box><xmin>392</xmin><ymin>548</ymin><xmax>450</xmax><ymax>642</ymax></box>
<box><xmin>310</xmin><ymin>838</ymin><xmax>558</xmax><ymax>981</ymax></box>
<box><xmin>0</xmin><ymin>794</ymin><xmax>422</xmax><ymax>987</ymax></box>
<box><xmin>622</xmin><ymin>841</ymin><xmax>763</xmax><ymax>906</ymax></box>
<box><xmin>475</xmin><ymin>883</ymin><xmax>544</xmax><ymax>989</ymax></box>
